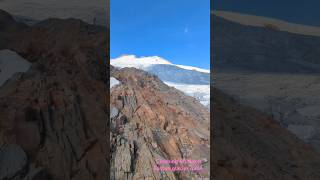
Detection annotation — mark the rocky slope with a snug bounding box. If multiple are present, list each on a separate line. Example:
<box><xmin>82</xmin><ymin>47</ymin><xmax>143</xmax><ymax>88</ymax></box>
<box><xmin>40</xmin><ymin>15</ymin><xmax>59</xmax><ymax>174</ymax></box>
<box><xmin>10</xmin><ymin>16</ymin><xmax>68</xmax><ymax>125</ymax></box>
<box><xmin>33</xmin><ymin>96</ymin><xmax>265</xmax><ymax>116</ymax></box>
<box><xmin>212</xmin><ymin>88</ymin><xmax>320</xmax><ymax>180</ymax></box>
<box><xmin>0</xmin><ymin>9</ymin><xmax>108</xmax><ymax>180</ymax></box>
<box><xmin>212</xmin><ymin>11</ymin><xmax>320</xmax><ymax>152</ymax></box>
<box><xmin>110</xmin><ymin>67</ymin><xmax>210</xmax><ymax>179</ymax></box>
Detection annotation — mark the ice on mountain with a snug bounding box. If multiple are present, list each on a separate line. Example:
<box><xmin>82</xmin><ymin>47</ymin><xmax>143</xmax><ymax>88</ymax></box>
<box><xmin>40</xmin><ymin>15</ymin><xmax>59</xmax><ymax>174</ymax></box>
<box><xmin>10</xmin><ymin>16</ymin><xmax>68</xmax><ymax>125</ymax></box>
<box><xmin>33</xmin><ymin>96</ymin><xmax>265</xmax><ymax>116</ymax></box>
<box><xmin>110</xmin><ymin>77</ymin><xmax>120</xmax><ymax>89</ymax></box>
<box><xmin>0</xmin><ymin>49</ymin><xmax>31</xmax><ymax>87</ymax></box>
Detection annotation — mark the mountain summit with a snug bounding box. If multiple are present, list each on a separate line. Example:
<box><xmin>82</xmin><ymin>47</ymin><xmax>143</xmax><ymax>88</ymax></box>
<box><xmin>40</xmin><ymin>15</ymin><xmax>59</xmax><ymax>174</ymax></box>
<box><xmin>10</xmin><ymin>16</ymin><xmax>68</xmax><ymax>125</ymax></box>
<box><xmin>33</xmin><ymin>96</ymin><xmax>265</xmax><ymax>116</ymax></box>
<box><xmin>111</xmin><ymin>55</ymin><xmax>209</xmax><ymax>73</ymax></box>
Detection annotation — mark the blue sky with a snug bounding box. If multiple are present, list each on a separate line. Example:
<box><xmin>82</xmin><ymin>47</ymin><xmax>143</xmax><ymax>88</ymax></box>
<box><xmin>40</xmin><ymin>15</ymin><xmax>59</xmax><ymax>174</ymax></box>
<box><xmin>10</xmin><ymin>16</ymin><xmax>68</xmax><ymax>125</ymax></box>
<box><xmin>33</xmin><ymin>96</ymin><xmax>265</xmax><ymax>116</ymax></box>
<box><xmin>110</xmin><ymin>0</ymin><xmax>210</xmax><ymax>69</ymax></box>
<box><xmin>213</xmin><ymin>0</ymin><xmax>320</xmax><ymax>27</ymax></box>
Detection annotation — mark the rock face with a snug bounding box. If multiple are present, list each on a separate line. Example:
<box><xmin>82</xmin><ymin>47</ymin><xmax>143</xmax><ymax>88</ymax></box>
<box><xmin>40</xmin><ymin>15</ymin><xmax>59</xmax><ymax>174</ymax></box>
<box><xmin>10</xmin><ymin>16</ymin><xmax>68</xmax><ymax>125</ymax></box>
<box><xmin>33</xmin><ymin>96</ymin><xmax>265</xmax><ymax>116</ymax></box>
<box><xmin>212</xmin><ymin>88</ymin><xmax>320</xmax><ymax>180</ymax></box>
<box><xmin>110</xmin><ymin>67</ymin><xmax>210</xmax><ymax>179</ymax></box>
<box><xmin>0</xmin><ymin>9</ymin><xmax>108</xmax><ymax>180</ymax></box>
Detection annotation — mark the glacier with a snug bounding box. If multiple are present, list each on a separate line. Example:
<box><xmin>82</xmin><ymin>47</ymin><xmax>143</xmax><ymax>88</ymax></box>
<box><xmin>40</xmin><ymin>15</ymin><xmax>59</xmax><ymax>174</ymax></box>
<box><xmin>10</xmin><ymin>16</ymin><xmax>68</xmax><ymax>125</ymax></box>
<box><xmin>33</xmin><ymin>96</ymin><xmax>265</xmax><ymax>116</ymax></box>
<box><xmin>111</xmin><ymin>55</ymin><xmax>210</xmax><ymax>108</ymax></box>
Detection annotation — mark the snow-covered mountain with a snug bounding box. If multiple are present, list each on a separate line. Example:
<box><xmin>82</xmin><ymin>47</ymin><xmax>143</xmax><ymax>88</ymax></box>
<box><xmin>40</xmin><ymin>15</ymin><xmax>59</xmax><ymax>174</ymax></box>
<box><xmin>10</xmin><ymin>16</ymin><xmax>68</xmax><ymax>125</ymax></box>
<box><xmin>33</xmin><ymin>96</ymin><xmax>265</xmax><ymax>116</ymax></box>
<box><xmin>212</xmin><ymin>10</ymin><xmax>320</xmax><ymax>37</ymax></box>
<box><xmin>112</xmin><ymin>55</ymin><xmax>210</xmax><ymax>73</ymax></box>
<box><xmin>111</xmin><ymin>55</ymin><xmax>210</xmax><ymax>84</ymax></box>
<box><xmin>111</xmin><ymin>55</ymin><xmax>210</xmax><ymax>107</ymax></box>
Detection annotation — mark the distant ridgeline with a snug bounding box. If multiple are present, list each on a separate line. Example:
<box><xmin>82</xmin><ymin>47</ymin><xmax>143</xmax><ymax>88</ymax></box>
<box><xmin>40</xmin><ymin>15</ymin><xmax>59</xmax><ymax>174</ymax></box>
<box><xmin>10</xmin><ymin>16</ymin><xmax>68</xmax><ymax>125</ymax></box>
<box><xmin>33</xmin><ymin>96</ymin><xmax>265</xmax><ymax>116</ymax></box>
<box><xmin>212</xmin><ymin>11</ymin><xmax>320</xmax><ymax>73</ymax></box>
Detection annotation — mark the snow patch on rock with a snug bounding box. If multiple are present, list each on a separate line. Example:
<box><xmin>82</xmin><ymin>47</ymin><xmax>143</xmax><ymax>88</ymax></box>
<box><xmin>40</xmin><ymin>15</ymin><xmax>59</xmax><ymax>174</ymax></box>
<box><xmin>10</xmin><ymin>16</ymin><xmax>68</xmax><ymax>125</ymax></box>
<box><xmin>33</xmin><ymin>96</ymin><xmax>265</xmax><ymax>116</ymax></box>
<box><xmin>0</xmin><ymin>49</ymin><xmax>31</xmax><ymax>87</ymax></box>
<box><xmin>287</xmin><ymin>125</ymin><xmax>316</xmax><ymax>141</ymax></box>
<box><xmin>110</xmin><ymin>77</ymin><xmax>120</xmax><ymax>89</ymax></box>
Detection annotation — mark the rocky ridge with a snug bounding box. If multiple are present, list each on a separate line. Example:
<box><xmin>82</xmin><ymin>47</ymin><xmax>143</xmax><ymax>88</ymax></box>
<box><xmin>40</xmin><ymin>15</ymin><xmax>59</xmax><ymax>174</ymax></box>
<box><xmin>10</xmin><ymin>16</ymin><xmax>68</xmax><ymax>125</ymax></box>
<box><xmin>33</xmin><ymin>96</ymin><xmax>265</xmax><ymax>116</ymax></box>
<box><xmin>110</xmin><ymin>67</ymin><xmax>210</xmax><ymax>180</ymax></box>
<box><xmin>0</xmin><ymin>9</ymin><xmax>108</xmax><ymax>180</ymax></box>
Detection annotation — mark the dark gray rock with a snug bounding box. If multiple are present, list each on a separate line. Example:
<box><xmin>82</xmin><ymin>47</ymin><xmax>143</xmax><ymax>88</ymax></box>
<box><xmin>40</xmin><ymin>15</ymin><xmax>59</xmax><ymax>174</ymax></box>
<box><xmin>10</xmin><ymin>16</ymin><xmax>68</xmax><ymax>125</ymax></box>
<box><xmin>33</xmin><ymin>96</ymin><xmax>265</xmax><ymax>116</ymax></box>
<box><xmin>0</xmin><ymin>144</ymin><xmax>28</xmax><ymax>180</ymax></box>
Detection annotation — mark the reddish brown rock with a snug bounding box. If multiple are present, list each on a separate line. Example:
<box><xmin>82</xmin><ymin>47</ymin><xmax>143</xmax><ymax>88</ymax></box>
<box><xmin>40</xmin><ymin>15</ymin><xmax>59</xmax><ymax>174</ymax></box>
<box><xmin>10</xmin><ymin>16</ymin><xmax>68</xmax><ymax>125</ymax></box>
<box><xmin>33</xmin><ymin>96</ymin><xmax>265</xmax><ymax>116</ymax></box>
<box><xmin>110</xmin><ymin>67</ymin><xmax>210</xmax><ymax>180</ymax></box>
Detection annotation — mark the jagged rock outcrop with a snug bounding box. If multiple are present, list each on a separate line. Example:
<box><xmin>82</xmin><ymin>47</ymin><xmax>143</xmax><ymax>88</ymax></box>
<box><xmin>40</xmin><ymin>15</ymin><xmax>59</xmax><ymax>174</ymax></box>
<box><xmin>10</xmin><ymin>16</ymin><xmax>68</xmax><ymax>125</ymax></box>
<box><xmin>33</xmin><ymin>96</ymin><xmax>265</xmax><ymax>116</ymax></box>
<box><xmin>212</xmin><ymin>88</ymin><xmax>320</xmax><ymax>180</ymax></box>
<box><xmin>110</xmin><ymin>67</ymin><xmax>210</xmax><ymax>180</ymax></box>
<box><xmin>0</xmin><ymin>9</ymin><xmax>108</xmax><ymax>180</ymax></box>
